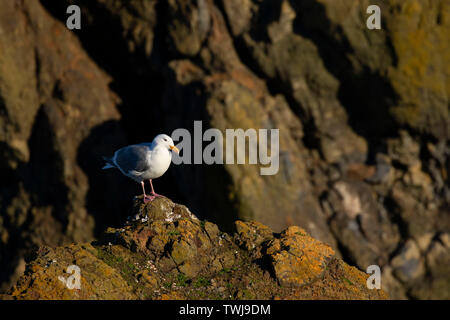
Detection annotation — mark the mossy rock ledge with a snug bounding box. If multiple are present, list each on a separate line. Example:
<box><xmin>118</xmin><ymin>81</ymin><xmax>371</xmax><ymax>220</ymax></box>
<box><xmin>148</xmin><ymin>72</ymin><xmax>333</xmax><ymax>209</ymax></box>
<box><xmin>5</xmin><ymin>197</ymin><xmax>388</xmax><ymax>300</ymax></box>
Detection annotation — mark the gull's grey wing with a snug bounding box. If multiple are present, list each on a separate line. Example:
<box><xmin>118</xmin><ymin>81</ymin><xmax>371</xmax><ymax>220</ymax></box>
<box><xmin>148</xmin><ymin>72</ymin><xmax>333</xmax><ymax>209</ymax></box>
<box><xmin>114</xmin><ymin>144</ymin><xmax>150</xmax><ymax>173</ymax></box>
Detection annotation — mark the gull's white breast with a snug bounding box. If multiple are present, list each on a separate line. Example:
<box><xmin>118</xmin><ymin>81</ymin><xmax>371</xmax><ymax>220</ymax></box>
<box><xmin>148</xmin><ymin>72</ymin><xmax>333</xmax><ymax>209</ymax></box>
<box><xmin>142</xmin><ymin>146</ymin><xmax>172</xmax><ymax>180</ymax></box>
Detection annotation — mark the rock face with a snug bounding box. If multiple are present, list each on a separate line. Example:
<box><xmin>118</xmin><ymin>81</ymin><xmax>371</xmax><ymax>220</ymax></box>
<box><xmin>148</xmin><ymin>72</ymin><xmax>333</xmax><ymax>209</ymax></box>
<box><xmin>0</xmin><ymin>0</ymin><xmax>449</xmax><ymax>300</ymax></box>
<box><xmin>0</xmin><ymin>0</ymin><xmax>127</xmax><ymax>292</ymax></box>
<box><xmin>7</xmin><ymin>197</ymin><xmax>387</xmax><ymax>300</ymax></box>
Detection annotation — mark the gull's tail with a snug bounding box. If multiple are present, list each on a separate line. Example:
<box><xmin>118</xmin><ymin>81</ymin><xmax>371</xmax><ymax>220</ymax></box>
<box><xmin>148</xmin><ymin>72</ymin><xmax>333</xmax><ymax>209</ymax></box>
<box><xmin>102</xmin><ymin>156</ymin><xmax>116</xmax><ymax>170</ymax></box>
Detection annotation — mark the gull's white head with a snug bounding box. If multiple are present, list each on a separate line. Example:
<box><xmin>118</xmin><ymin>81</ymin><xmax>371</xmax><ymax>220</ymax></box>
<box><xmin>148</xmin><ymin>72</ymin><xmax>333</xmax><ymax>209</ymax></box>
<box><xmin>153</xmin><ymin>134</ymin><xmax>179</xmax><ymax>153</ymax></box>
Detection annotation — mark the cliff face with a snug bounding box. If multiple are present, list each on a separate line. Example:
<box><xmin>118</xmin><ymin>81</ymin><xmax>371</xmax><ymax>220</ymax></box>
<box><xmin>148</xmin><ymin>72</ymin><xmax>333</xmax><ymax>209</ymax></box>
<box><xmin>0</xmin><ymin>0</ymin><xmax>449</xmax><ymax>299</ymax></box>
<box><xmin>6</xmin><ymin>197</ymin><xmax>387</xmax><ymax>300</ymax></box>
<box><xmin>0</xmin><ymin>0</ymin><xmax>128</xmax><ymax>292</ymax></box>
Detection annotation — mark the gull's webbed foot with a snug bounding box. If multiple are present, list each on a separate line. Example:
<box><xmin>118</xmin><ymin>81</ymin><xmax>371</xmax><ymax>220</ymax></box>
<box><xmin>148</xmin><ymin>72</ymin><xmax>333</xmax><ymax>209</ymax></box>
<box><xmin>143</xmin><ymin>195</ymin><xmax>156</xmax><ymax>203</ymax></box>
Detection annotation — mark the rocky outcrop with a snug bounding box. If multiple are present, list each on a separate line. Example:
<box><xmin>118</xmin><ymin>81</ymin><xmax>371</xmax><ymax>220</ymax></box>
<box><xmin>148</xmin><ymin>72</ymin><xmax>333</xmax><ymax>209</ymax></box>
<box><xmin>6</xmin><ymin>197</ymin><xmax>387</xmax><ymax>300</ymax></box>
<box><xmin>0</xmin><ymin>0</ymin><xmax>448</xmax><ymax>300</ymax></box>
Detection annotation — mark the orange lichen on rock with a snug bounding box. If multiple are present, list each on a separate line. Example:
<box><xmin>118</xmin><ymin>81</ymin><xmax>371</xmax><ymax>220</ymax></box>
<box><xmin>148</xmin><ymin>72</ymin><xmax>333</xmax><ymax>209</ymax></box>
<box><xmin>267</xmin><ymin>226</ymin><xmax>335</xmax><ymax>287</ymax></box>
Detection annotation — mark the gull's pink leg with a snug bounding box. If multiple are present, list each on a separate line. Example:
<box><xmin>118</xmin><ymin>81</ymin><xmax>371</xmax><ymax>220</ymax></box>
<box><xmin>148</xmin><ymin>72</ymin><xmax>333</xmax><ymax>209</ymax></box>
<box><xmin>149</xmin><ymin>179</ymin><xmax>163</xmax><ymax>197</ymax></box>
<box><xmin>141</xmin><ymin>181</ymin><xmax>155</xmax><ymax>203</ymax></box>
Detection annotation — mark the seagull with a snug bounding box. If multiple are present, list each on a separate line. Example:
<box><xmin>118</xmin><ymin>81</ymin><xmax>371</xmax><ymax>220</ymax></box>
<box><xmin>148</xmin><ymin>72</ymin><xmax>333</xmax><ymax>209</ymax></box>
<box><xmin>102</xmin><ymin>134</ymin><xmax>179</xmax><ymax>203</ymax></box>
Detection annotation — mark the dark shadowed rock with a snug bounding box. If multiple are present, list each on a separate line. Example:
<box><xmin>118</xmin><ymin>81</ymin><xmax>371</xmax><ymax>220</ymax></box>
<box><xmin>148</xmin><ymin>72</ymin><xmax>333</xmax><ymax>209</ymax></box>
<box><xmin>0</xmin><ymin>0</ymin><xmax>126</xmax><ymax>291</ymax></box>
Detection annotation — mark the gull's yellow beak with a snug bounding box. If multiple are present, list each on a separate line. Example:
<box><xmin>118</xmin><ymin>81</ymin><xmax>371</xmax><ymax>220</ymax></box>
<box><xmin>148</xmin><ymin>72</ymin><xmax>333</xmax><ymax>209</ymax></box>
<box><xmin>169</xmin><ymin>145</ymin><xmax>179</xmax><ymax>153</ymax></box>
